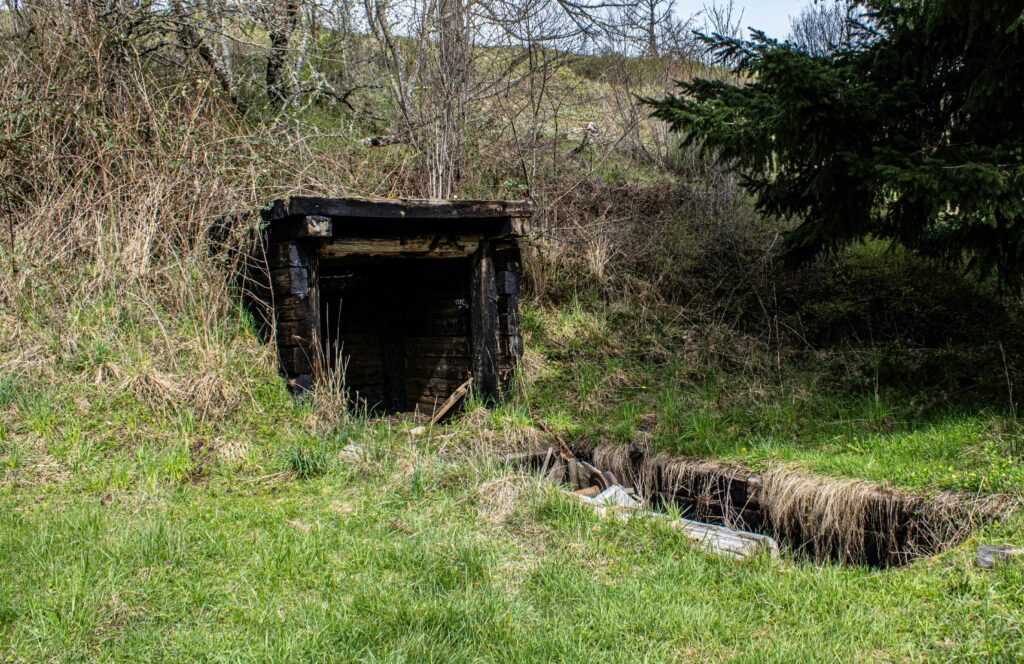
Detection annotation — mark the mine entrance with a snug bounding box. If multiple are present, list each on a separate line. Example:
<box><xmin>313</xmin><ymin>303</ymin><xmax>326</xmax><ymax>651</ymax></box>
<box><xmin>320</xmin><ymin>258</ymin><xmax>472</xmax><ymax>414</ymax></box>
<box><xmin>259</xmin><ymin>196</ymin><xmax>530</xmax><ymax>417</ymax></box>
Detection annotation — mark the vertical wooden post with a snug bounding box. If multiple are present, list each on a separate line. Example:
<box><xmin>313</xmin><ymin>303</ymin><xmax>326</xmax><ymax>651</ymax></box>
<box><xmin>269</xmin><ymin>239</ymin><xmax>321</xmax><ymax>393</ymax></box>
<box><xmin>494</xmin><ymin>245</ymin><xmax>523</xmax><ymax>389</ymax></box>
<box><xmin>470</xmin><ymin>239</ymin><xmax>499</xmax><ymax>402</ymax></box>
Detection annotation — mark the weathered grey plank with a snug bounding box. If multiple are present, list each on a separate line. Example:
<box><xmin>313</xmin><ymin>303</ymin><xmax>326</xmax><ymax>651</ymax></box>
<box><xmin>977</xmin><ymin>545</ymin><xmax>1024</xmax><ymax>569</ymax></box>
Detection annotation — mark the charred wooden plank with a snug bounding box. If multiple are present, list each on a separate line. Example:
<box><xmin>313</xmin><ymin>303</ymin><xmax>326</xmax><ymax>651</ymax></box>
<box><xmin>404</xmin><ymin>357</ymin><xmax>471</xmax><ymax>380</ymax></box>
<box><xmin>406</xmin><ymin>376</ymin><xmax>467</xmax><ymax>394</ymax></box>
<box><xmin>274</xmin><ymin>295</ymin><xmax>317</xmax><ymax>322</ymax></box>
<box><xmin>381</xmin><ymin>309</ymin><xmax>406</xmax><ymax>412</ymax></box>
<box><xmin>278</xmin><ymin>345</ymin><xmax>314</xmax><ymax>374</ymax></box>
<box><xmin>470</xmin><ymin>240</ymin><xmax>499</xmax><ymax>403</ymax></box>
<box><xmin>280</xmin><ymin>196</ymin><xmax>533</xmax><ymax>221</ymax></box>
<box><xmin>270</xmin><ymin>240</ymin><xmax>321</xmax><ymax>392</ymax></box>
<box><xmin>406</xmin><ymin>300</ymin><xmax>470</xmax><ymax>317</ymax></box>
<box><xmin>276</xmin><ymin>318</ymin><xmax>319</xmax><ymax>346</ymax></box>
<box><xmin>496</xmin><ymin>271</ymin><xmax>519</xmax><ymax>295</ymax></box>
<box><xmin>271</xmin><ymin>267</ymin><xmax>310</xmax><ymax>296</ymax></box>
<box><xmin>332</xmin><ymin>331</ymin><xmax>384</xmax><ymax>343</ymax></box>
<box><xmin>267</xmin><ymin>241</ymin><xmax>305</xmax><ymax>269</ymax></box>
<box><xmin>493</xmin><ymin>246</ymin><xmax>523</xmax><ymax>388</ymax></box>
<box><xmin>498</xmin><ymin>313</ymin><xmax>521</xmax><ymax>337</ymax></box>
<box><xmin>403</xmin><ymin>315</ymin><xmax>470</xmax><ymax>337</ymax></box>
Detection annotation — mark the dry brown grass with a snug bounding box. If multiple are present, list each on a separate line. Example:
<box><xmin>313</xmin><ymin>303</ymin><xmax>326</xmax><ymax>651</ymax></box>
<box><xmin>0</xmin><ymin>11</ymin><xmax>257</xmax><ymax>414</ymax></box>
<box><xmin>584</xmin><ymin>442</ymin><xmax>1018</xmax><ymax>565</ymax></box>
<box><xmin>758</xmin><ymin>466</ymin><xmax>1017</xmax><ymax>564</ymax></box>
<box><xmin>0</xmin><ymin>7</ymin><xmax>355</xmax><ymax>433</ymax></box>
<box><xmin>475</xmin><ymin>474</ymin><xmax>536</xmax><ymax>526</ymax></box>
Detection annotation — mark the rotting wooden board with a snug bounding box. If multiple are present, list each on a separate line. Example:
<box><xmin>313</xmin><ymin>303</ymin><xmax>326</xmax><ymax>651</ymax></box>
<box><xmin>570</xmin><ymin>487</ymin><xmax>779</xmax><ymax>561</ymax></box>
<box><xmin>427</xmin><ymin>377</ymin><xmax>472</xmax><ymax>423</ymax></box>
<box><xmin>977</xmin><ymin>545</ymin><xmax>1024</xmax><ymax>569</ymax></box>
<box><xmin>320</xmin><ymin>235</ymin><xmax>480</xmax><ymax>260</ymax></box>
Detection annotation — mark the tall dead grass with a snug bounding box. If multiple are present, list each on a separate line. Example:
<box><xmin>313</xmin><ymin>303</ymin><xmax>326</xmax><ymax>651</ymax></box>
<box><xmin>0</xmin><ymin>6</ymin><xmax>290</xmax><ymax>420</ymax></box>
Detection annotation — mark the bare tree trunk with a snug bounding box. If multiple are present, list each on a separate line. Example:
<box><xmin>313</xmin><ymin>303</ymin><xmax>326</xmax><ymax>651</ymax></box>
<box><xmin>171</xmin><ymin>0</ymin><xmax>246</xmax><ymax>112</ymax></box>
<box><xmin>212</xmin><ymin>0</ymin><xmax>234</xmax><ymax>92</ymax></box>
<box><xmin>266</xmin><ymin>0</ymin><xmax>300</xmax><ymax>107</ymax></box>
<box><xmin>430</xmin><ymin>0</ymin><xmax>469</xmax><ymax>197</ymax></box>
<box><xmin>292</xmin><ymin>0</ymin><xmax>315</xmax><ymax>106</ymax></box>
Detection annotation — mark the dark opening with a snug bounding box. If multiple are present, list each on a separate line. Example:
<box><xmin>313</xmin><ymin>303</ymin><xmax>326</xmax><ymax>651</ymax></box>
<box><xmin>319</xmin><ymin>258</ymin><xmax>472</xmax><ymax>414</ymax></box>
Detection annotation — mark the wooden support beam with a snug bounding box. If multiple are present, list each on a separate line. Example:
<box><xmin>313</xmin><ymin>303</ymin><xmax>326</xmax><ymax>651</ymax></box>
<box><xmin>469</xmin><ymin>240</ymin><xmax>499</xmax><ymax>403</ymax></box>
<box><xmin>493</xmin><ymin>246</ymin><xmax>523</xmax><ymax>388</ymax></box>
<box><xmin>270</xmin><ymin>240</ymin><xmax>321</xmax><ymax>393</ymax></box>
<box><xmin>277</xmin><ymin>196</ymin><xmax>532</xmax><ymax>222</ymax></box>
<box><xmin>319</xmin><ymin>235</ymin><xmax>480</xmax><ymax>260</ymax></box>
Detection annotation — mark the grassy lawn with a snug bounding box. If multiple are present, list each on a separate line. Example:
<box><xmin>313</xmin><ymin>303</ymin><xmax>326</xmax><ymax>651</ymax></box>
<box><xmin>2</xmin><ymin>293</ymin><xmax>1023</xmax><ymax>661</ymax></box>
<box><xmin>523</xmin><ymin>300</ymin><xmax>1024</xmax><ymax>495</ymax></box>
<box><xmin>2</xmin><ymin>430</ymin><xmax>1024</xmax><ymax>662</ymax></box>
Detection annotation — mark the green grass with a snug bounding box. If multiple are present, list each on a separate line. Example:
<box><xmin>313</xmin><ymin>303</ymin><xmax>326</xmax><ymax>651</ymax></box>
<box><xmin>2</xmin><ymin>436</ymin><xmax>1024</xmax><ymax>662</ymax></box>
<box><xmin>521</xmin><ymin>299</ymin><xmax>1024</xmax><ymax>494</ymax></box>
<box><xmin>2</xmin><ymin>273</ymin><xmax>1024</xmax><ymax>661</ymax></box>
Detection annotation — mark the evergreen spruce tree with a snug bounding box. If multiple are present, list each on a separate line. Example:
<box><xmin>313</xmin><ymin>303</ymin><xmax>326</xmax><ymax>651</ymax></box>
<box><xmin>646</xmin><ymin>1</ymin><xmax>1024</xmax><ymax>283</ymax></box>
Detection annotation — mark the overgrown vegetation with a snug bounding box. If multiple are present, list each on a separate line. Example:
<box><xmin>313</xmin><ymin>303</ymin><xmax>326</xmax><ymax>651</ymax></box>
<box><xmin>647</xmin><ymin>0</ymin><xmax>1024</xmax><ymax>281</ymax></box>
<box><xmin>2</xmin><ymin>0</ymin><xmax>1024</xmax><ymax>660</ymax></box>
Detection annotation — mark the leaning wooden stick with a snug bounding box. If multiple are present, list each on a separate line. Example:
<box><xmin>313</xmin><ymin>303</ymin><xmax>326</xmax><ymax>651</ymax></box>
<box><xmin>428</xmin><ymin>377</ymin><xmax>473</xmax><ymax>426</ymax></box>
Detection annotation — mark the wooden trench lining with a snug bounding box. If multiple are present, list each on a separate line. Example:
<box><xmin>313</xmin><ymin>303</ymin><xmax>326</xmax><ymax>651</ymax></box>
<box><xmin>260</xmin><ymin>196</ymin><xmax>530</xmax><ymax>413</ymax></box>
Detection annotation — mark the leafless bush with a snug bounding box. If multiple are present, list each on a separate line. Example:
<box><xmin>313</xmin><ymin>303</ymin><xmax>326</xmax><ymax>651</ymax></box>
<box><xmin>787</xmin><ymin>0</ymin><xmax>860</xmax><ymax>55</ymax></box>
<box><xmin>0</xmin><ymin>4</ymin><xmax>289</xmax><ymax>417</ymax></box>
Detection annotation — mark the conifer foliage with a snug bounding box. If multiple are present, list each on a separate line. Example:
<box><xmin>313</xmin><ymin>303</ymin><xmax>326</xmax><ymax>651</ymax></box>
<box><xmin>646</xmin><ymin>1</ymin><xmax>1024</xmax><ymax>282</ymax></box>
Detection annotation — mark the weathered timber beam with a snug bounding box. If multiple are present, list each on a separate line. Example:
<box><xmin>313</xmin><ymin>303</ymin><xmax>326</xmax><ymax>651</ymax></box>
<box><xmin>275</xmin><ymin>196</ymin><xmax>533</xmax><ymax>221</ymax></box>
<box><xmin>270</xmin><ymin>239</ymin><xmax>321</xmax><ymax>393</ymax></box>
<box><xmin>470</xmin><ymin>239</ymin><xmax>499</xmax><ymax>403</ymax></box>
<box><xmin>319</xmin><ymin>235</ymin><xmax>480</xmax><ymax>260</ymax></box>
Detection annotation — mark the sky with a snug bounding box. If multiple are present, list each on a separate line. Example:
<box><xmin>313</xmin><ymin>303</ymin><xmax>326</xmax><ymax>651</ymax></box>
<box><xmin>677</xmin><ymin>0</ymin><xmax>813</xmax><ymax>40</ymax></box>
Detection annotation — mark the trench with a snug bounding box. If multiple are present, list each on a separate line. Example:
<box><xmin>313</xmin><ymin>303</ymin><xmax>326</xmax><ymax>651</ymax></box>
<box><xmin>514</xmin><ymin>440</ymin><xmax>1014</xmax><ymax>568</ymax></box>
